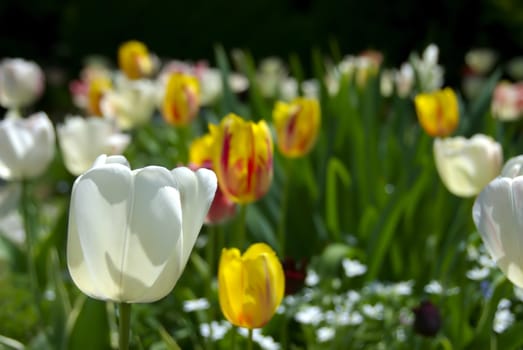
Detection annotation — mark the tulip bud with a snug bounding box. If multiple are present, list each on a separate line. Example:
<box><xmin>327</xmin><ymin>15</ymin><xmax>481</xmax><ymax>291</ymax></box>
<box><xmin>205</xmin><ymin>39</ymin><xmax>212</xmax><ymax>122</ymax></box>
<box><xmin>473</xmin><ymin>155</ymin><xmax>523</xmax><ymax>288</ymax></box>
<box><xmin>161</xmin><ymin>73</ymin><xmax>200</xmax><ymax>126</ymax></box>
<box><xmin>491</xmin><ymin>81</ymin><xmax>523</xmax><ymax>121</ymax></box>
<box><xmin>87</xmin><ymin>76</ymin><xmax>112</xmax><ymax>116</ymax></box>
<box><xmin>118</xmin><ymin>40</ymin><xmax>154</xmax><ymax>80</ymax></box>
<box><xmin>413</xmin><ymin>300</ymin><xmax>442</xmax><ymax>337</ymax></box>
<box><xmin>0</xmin><ymin>112</ymin><xmax>55</xmax><ymax>180</ymax></box>
<box><xmin>218</xmin><ymin>243</ymin><xmax>285</xmax><ymax>329</ymax></box>
<box><xmin>273</xmin><ymin>97</ymin><xmax>321</xmax><ymax>158</ymax></box>
<box><xmin>0</xmin><ymin>58</ymin><xmax>44</xmax><ymax>109</ymax></box>
<box><xmin>434</xmin><ymin>134</ymin><xmax>502</xmax><ymax>197</ymax></box>
<box><xmin>211</xmin><ymin>114</ymin><xmax>273</xmax><ymax>204</ymax></box>
<box><xmin>414</xmin><ymin>87</ymin><xmax>459</xmax><ymax>137</ymax></box>
<box><xmin>57</xmin><ymin>116</ymin><xmax>130</xmax><ymax>176</ymax></box>
<box><xmin>67</xmin><ymin>154</ymin><xmax>217</xmax><ymax>302</ymax></box>
<box><xmin>465</xmin><ymin>48</ymin><xmax>498</xmax><ymax>75</ymax></box>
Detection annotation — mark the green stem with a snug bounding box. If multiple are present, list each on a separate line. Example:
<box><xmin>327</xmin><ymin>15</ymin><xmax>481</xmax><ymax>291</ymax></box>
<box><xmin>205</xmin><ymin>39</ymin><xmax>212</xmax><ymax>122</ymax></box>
<box><xmin>20</xmin><ymin>180</ymin><xmax>40</xmax><ymax>315</ymax></box>
<box><xmin>247</xmin><ymin>328</ymin><xmax>253</xmax><ymax>350</ymax></box>
<box><xmin>119</xmin><ymin>303</ymin><xmax>132</xmax><ymax>350</ymax></box>
<box><xmin>235</xmin><ymin>205</ymin><xmax>248</xmax><ymax>250</ymax></box>
<box><xmin>177</xmin><ymin>125</ymin><xmax>192</xmax><ymax>164</ymax></box>
<box><xmin>230</xmin><ymin>326</ymin><xmax>237</xmax><ymax>350</ymax></box>
<box><xmin>277</xmin><ymin>158</ymin><xmax>292</xmax><ymax>257</ymax></box>
<box><xmin>205</xmin><ymin>227</ymin><xmax>216</xmax><ymax>350</ymax></box>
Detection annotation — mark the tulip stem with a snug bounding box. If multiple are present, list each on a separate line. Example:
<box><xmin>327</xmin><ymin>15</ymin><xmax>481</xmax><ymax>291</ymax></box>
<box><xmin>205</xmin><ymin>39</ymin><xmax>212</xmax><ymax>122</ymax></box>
<box><xmin>277</xmin><ymin>158</ymin><xmax>292</xmax><ymax>257</ymax></box>
<box><xmin>247</xmin><ymin>328</ymin><xmax>253</xmax><ymax>350</ymax></box>
<box><xmin>236</xmin><ymin>204</ymin><xmax>248</xmax><ymax>249</ymax></box>
<box><xmin>119</xmin><ymin>303</ymin><xmax>131</xmax><ymax>350</ymax></box>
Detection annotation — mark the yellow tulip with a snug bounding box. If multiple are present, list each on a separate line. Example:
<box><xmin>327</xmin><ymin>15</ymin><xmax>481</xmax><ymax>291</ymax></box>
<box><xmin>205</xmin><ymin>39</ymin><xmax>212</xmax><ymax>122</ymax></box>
<box><xmin>162</xmin><ymin>73</ymin><xmax>200</xmax><ymax>126</ymax></box>
<box><xmin>273</xmin><ymin>97</ymin><xmax>320</xmax><ymax>157</ymax></box>
<box><xmin>118</xmin><ymin>40</ymin><xmax>153</xmax><ymax>80</ymax></box>
<box><xmin>218</xmin><ymin>243</ymin><xmax>284</xmax><ymax>329</ymax></box>
<box><xmin>211</xmin><ymin>114</ymin><xmax>273</xmax><ymax>204</ymax></box>
<box><xmin>414</xmin><ymin>87</ymin><xmax>459</xmax><ymax>137</ymax></box>
<box><xmin>87</xmin><ymin>76</ymin><xmax>112</xmax><ymax>116</ymax></box>
<box><xmin>189</xmin><ymin>133</ymin><xmax>214</xmax><ymax>167</ymax></box>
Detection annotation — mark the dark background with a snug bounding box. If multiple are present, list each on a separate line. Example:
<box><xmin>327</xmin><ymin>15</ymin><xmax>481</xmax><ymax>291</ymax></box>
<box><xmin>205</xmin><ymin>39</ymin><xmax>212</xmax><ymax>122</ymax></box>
<box><xmin>1</xmin><ymin>0</ymin><xmax>522</xmax><ymax>88</ymax></box>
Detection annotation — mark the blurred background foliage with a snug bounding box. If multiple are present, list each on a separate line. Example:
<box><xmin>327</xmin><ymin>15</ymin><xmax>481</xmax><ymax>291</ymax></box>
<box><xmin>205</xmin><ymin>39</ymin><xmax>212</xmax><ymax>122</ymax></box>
<box><xmin>0</xmin><ymin>0</ymin><xmax>522</xmax><ymax>88</ymax></box>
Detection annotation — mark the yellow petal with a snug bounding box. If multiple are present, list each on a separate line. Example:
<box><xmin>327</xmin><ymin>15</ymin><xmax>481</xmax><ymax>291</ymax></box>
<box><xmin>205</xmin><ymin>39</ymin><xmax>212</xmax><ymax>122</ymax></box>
<box><xmin>415</xmin><ymin>87</ymin><xmax>459</xmax><ymax>137</ymax></box>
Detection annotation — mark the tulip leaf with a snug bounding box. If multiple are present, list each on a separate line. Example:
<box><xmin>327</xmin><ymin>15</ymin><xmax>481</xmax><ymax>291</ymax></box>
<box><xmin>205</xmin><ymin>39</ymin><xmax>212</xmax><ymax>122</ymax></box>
<box><xmin>214</xmin><ymin>44</ymin><xmax>241</xmax><ymax>116</ymax></box>
<box><xmin>0</xmin><ymin>334</ymin><xmax>25</xmax><ymax>350</ymax></box>
<box><xmin>325</xmin><ymin>157</ymin><xmax>351</xmax><ymax>241</ymax></box>
<box><xmin>65</xmin><ymin>296</ymin><xmax>111</xmax><ymax>350</ymax></box>
<box><xmin>157</xmin><ymin>324</ymin><xmax>182</xmax><ymax>350</ymax></box>
<box><xmin>497</xmin><ymin>322</ymin><xmax>523</xmax><ymax>350</ymax></box>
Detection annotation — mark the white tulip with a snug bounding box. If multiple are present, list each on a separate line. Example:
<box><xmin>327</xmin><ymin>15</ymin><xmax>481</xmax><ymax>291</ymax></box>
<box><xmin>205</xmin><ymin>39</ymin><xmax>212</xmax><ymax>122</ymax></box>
<box><xmin>67</xmin><ymin>154</ymin><xmax>217</xmax><ymax>302</ymax></box>
<box><xmin>434</xmin><ymin>134</ymin><xmax>502</xmax><ymax>197</ymax></box>
<box><xmin>100</xmin><ymin>75</ymin><xmax>158</xmax><ymax>130</ymax></box>
<box><xmin>473</xmin><ymin>155</ymin><xmax>523</xmax><ymax>288</ymax></box>
<box><xmin>0</xmin><ymin>112</ymin><xmax>55</xmax><ymax>180</ymax></box>
<box><xmin>0</xmin><ymin>58</ymin><xmax>45</xmax><ymax>109</ymax></box>
<box><xmin>57</xmin><ymin>116</ymin><xmax>130</xmax><ymax>176</ymax></box>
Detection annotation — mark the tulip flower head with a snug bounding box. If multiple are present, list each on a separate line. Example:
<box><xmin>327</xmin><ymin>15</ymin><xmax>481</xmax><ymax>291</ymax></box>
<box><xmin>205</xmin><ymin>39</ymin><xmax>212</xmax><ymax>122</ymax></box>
<box><xmin>211</xmin><ymin>114</ymin><xmax>273</xmax><ymax>204</ymax></box>
<box><xmin>273</xmin><ymin>97</ymin><xmax>321</xmax><ymax>158</ymax></box>
<box><xmin>0</xmin><ymin>58</ymin><xmax>45</xmax><ymax>110</ymax></box>
<box><xmin>67</xmin><ymin>154</ymin><xmax>217</xmax><ymax>302</ymax></box>
<box><xmin>415</xmin><ymin>87</ymin><xmax>459</xmax><ymax>137</ymax></box>
<box><xmin>434</xmin><ymin>134</ymin><xmax>502</xmax><ymax>197</ymax></box>
<box><xmin>161</xmin><ymin>72</ymin><xmax>200</xmax><ymax>126</ymax></box>
<box><xmin>118</xmin><ymin>40</ymin><xmax>154</xmax><ymax>80</ymax></box>
<box><xmin>57</xmin><ymin>116</ymin><xmax>130</xmax><ymax>176</ymax></box>
<box><xmin>491</xmin><ymin>81</ymin><xmax>523</xmax><ymax>121</ymax></box>
<box><xmin>0</xmin><ymin>112</ymin><xmax>55</xmax><ymax>180</ymax></box>
<box><xmin>218</xmin><ymin>243</ymin><xmax>285</xmax><ymax>329</ymax></box>
<box><xmin>473</xmin><ymin>155</ymin><xmax>523</xmax><ymax>288</ymax></box>
<box><xmin>87</xmin><ymin>76</ymin><xmax>113</xmax><ymax>116</ymax></box>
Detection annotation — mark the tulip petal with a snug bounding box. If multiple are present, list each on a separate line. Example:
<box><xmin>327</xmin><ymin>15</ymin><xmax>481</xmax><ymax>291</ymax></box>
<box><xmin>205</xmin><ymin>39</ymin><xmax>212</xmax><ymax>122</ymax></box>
<box><xmin>171</xmin><ymin>167</ymin><xmax>217</xmax><ymax>269</ymax></box>
<box><xmin>67</xmin><ymin>162</ymin><xmax>133</xmax><ymax>300</ymax></box>
<box><xmin>0</xmin><ymin>118</ymin><xmax>22</xmax><ymax>179</ymax></box>
<box><xmin>473</xmin><ymin>177</ymin><xmax>523</xmax><ymax>287</ymax></box>
<box><xmin>218</xmin><ymin>248</ymin><xmax>245</xmax><ymax>326</ymax></box>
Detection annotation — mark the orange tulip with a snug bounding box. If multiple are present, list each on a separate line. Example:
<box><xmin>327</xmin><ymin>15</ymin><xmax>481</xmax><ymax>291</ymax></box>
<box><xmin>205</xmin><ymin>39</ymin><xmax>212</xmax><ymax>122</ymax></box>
<box><xmin>162</xmin><ymin>72</ymin><xmax>200</xmax><ymax>126</ymax></box>
<box><xmin>273</xmin><ymin>97</ymin><xmax>320</xmax><ymax>157</ymax></box>
<box><xmin>210</xmin><ymin>114</ymin><xmax>273</xmax><ymax>204</ymax></box>
<box><xmin>218</xmin><ymin>243</ymin><xmax>284</xmax><ymax>329</ymax></box>
<box><xmin>414</xmin><ymin>87</ymin><xmax>459</xmax><ymax>137</ymax></box>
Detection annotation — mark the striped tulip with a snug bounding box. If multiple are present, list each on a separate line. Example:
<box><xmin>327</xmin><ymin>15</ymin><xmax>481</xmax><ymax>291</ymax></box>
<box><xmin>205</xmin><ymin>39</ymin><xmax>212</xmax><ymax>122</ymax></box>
<box><xmin>211</xmin><ymin>114</ymin><xmax>273</xmax><ymax>204</ymax></box>
<box><xmin>161</xmin><ymin>72</ymin><xmax>200</xmax><ymax>126</ymax></box>
<box><xmin>218</xmin><ymin>243</ymin><xmax>284</xmax><ymax>329</ymax></box>
<box><xmin>415</xmin><ymin>87</ymin><xmax>459</xmax><ymax>137</ymax></box>
<box><xmin>273</xmin><ymin>97</ymin><xmax>320</xmax><ymax>157</ymax></box>
<box><xmin>118</xmin><ymin>40</ymin><xmax>154</xmax><ymax>80</ymax></box>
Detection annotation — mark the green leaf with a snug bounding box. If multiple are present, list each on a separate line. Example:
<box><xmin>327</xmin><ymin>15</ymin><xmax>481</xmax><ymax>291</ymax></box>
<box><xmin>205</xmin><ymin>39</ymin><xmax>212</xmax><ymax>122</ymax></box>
<box><xmin>65</xmin><ymin>296</ymin><xmax>111</xmax><ymax>350</ymax></box>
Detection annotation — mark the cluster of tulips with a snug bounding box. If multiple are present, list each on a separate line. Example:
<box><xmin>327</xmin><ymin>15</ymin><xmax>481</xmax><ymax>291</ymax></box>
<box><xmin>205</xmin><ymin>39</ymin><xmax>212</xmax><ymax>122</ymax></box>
<box><xmin>1</xmin><ymin>39</ymin><xmax>523</xmax><ymax>349</ymax></box>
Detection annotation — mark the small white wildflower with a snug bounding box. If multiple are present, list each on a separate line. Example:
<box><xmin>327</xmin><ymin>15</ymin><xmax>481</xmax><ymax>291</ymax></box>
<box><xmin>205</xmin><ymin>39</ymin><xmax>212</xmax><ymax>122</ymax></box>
<box><xmin>183</xmin><ymin>298</ymin><xmax>210</xmax><ymax>312</ymax></box>
<box><xmin>346</xmin><ymin>290</ymin><xmax>361</xmax><ymax>304</ymax></box>
<box><xmin>200</xmin><ymin>321</ymin><xmax>231</xmax><ymax>340</ymax></box>
<box><xmin>478</xmin><ymin>254</ymin><xmax>496</xmax><ymax>268</ymax></box>
<box><xmin>466</xmin><ymin>267</ymin><xmax>490</xmax><ymax>280</ymax></box>
<box><xmin>306</xmin><ymin>269</ymin><xmax>320</xmax><ymax>286</ymax></box>
<box><xmin>424</xmin><ymin>280</ymin><xmax>443</xmax><ymax>295</ymax></box>
<box><xmin>316</xmin><ymin>327</ymin><xmax>335</xmax><ymax>343</ymax></box>
<box><xmin>342</xmin><ymin>258</ymin><xmax>367</xmax><ymax>277</ymax></box>
<box><xmin>393</xmin><ymin>281</ymin><xmax>414</xmax><ymax>296</ymax></box>
<box><xmin>446</xmin><ymin>286</ymin><xmax>460</xmax><ymax>295</ymax></box>
<box><xmin>252</xmin><ymin>329</ymin><xmax>281</xmax><ymax>350</ymax></box>
<box><xmin>395</xmin><ymin>328</ymin><xmax>407</xmax><ymax>342</ymax></box>
<box><xmin>362</xmin><ymin>303</ymin><xmax>384</xmax><ymax>320</ymax></box>
<box><xmin>494</xmin><ymin>309</ymin><xmax>514</xmax><ymax>333</ymax></box>
<box><xmin>348</xmin><ymin>311</ymin><xmax>364</xmax><ymax>325</ymax></box>
<box><xmin>295</xmin><ymin>306</ymin><xmax>323</xmax><ymax>325</ymax></box>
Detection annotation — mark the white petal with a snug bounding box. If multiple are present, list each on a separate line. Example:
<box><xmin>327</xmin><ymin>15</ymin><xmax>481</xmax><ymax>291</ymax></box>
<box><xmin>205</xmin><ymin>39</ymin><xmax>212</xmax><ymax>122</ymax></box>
<box><xmin>67</xmin><ymin>162</ymin><xmax>133</xmax><ymax>301</ymax></box>
<box><xmin>170</xmin><ymin>167</ymin><xmax>217</xmax><ymax>268</ymax></box>
<box><xmin>121</xmin><ymin>166</ymin><xmax>183</xmax><ymax>302</ymax></box>
<box><xmin>473</xmin><ymin>177</ymin><xmax>523</xmax><ymax>287</ymax></box>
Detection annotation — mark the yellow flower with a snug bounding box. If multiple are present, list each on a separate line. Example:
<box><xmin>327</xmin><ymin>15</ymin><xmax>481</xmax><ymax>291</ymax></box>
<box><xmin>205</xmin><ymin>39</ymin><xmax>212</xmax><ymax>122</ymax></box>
<box><xmin>218</xmin><ymin>243</ymin><xmax>284</xmax><ymax>329</ymax></box>
<box><xmin>211</xmin><ymin>114</ymin><xmax>273</xmax><ymax>204</ymax></box>
<box><xmin>162</xmin><ymin>73</ymin><xmax>200</xmax><ymax>126</ymax></box>
<box><xmin>87</xmin><ymin>76</ymin><xmax>112</xmax><ymax>116</ymax></box>
<box><xmin>189</xmin><ymin>133</ymin><xmax>215</xmax><ymax>167</ymax></box>
<box><xmin>414</xmin><ymin>87</ymin><xmax>459</xmax><ymax>137</ymax></box>
<box><xmin>273</xmin><ymin>97</ymin><xmax>320</xmax><ymax>157</ymax></box>
<box><xmin>118</xmin><ymin>40</ymin><xmax>153</xmax><ymax>80</ymax></box>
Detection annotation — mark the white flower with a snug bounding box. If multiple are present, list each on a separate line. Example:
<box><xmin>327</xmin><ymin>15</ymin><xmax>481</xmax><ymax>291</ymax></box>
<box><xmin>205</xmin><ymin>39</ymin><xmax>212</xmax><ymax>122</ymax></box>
<box><xmin>67</xmin><ymin>155</ymin><xmax>217</xmax><ymax>302</ymax></box>
<box><xmin>0</xmin><ymin>182</ymin><xmax>20</xmax><ymax>218</ymax></box>
<box><xmin>395</xmin><ymin>63</ymin><xmax>414</xmax><ymax>98</ymax></box>
<box><xmin>493</xmin><ymin>299</ymin><xmax>514</xmax><ymax>333</ymax></box>
<box><xmin>0</xmin><ymin>58</ymin><xmax>44</xmax><ymax>109</ymax></box>
<box><xmin>424</xmin><ymin>280</ymin><xmax>443</xmax><ymax>294</ymax></box>
<box><xmin>362</xmin><ymin>303</ymin><xmax>384</xmax><ymax>320</ymax></box>
<box><xmin>393</xmin><ymin>281</ymin><xmax>414</xmax><ymax>296</ymax></box>
<box><xmin>305</xmin><ymin>269</ymin><xmax>319</xmax><ymax>286</ymax></box>
<box><xmin>0</xmin><ymin>112</ymin><xmax>55</xmax><ymax>180</ymax></box>
<box><xmin>57</xmin><ymin>116</ymin><xmax>130</xmax><ymax>176</ymax></box>
<box><xmin>342</xmin><ymin>258</ymin><xmax>367</xmax><ymax>277</ymax></box>
<box><xmin>466</xmin><ymin>267</ymin><xmax>490</xmax><ymax>280</ymax></box>
<box><xmin>316</xmin><ymin>327</ymin><xmax>335</xmax><ymax>343</ymax></box>
<box><xmin>200</xmin><ymin>321</ymin><xmax>231</xmax><ymax>340</ymax></box>
<box><xmin>295</xmin><ymin>305</ymin><xmax>323</xmax><ymax>325</ymax></box>
<box><xmin>434</xmin><ymin>134</ymin><xmax>502</xmax><ymax>197</ymax></box>
<box><xmin>182</xmin><ymin>298</ymin><xmax>210</xmax><ymax>312</ymax></box>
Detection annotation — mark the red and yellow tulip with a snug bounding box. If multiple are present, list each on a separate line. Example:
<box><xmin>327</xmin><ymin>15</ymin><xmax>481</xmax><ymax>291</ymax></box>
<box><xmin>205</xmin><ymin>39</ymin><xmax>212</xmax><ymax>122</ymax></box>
<box><xmin>118</xmin><ymin>40</ymin><xmax>154</xmax><ymax>80</ymax></box>
<box><xmin>162</xmin><ymin>72</ymin><xmax>200</xmax><ymax>126</ymax></box>
<box><xmin>273</xmin><ymin>97</ymin><xmax>320</xmax><ymax>157</ymax></box>
<box><xmin>218</xmin><ymin>243</ymin><xmax>284</xmax><ymax>329</ymax></box>
<box><xmin>414</xmin><ymin>87</ymin><xmax>459</xmax><ymax>137</ymax></box>
<box><xmin>210</xmin><ymin>114</ymin><xmax>273</xmax><ymax>204</ymax></box>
